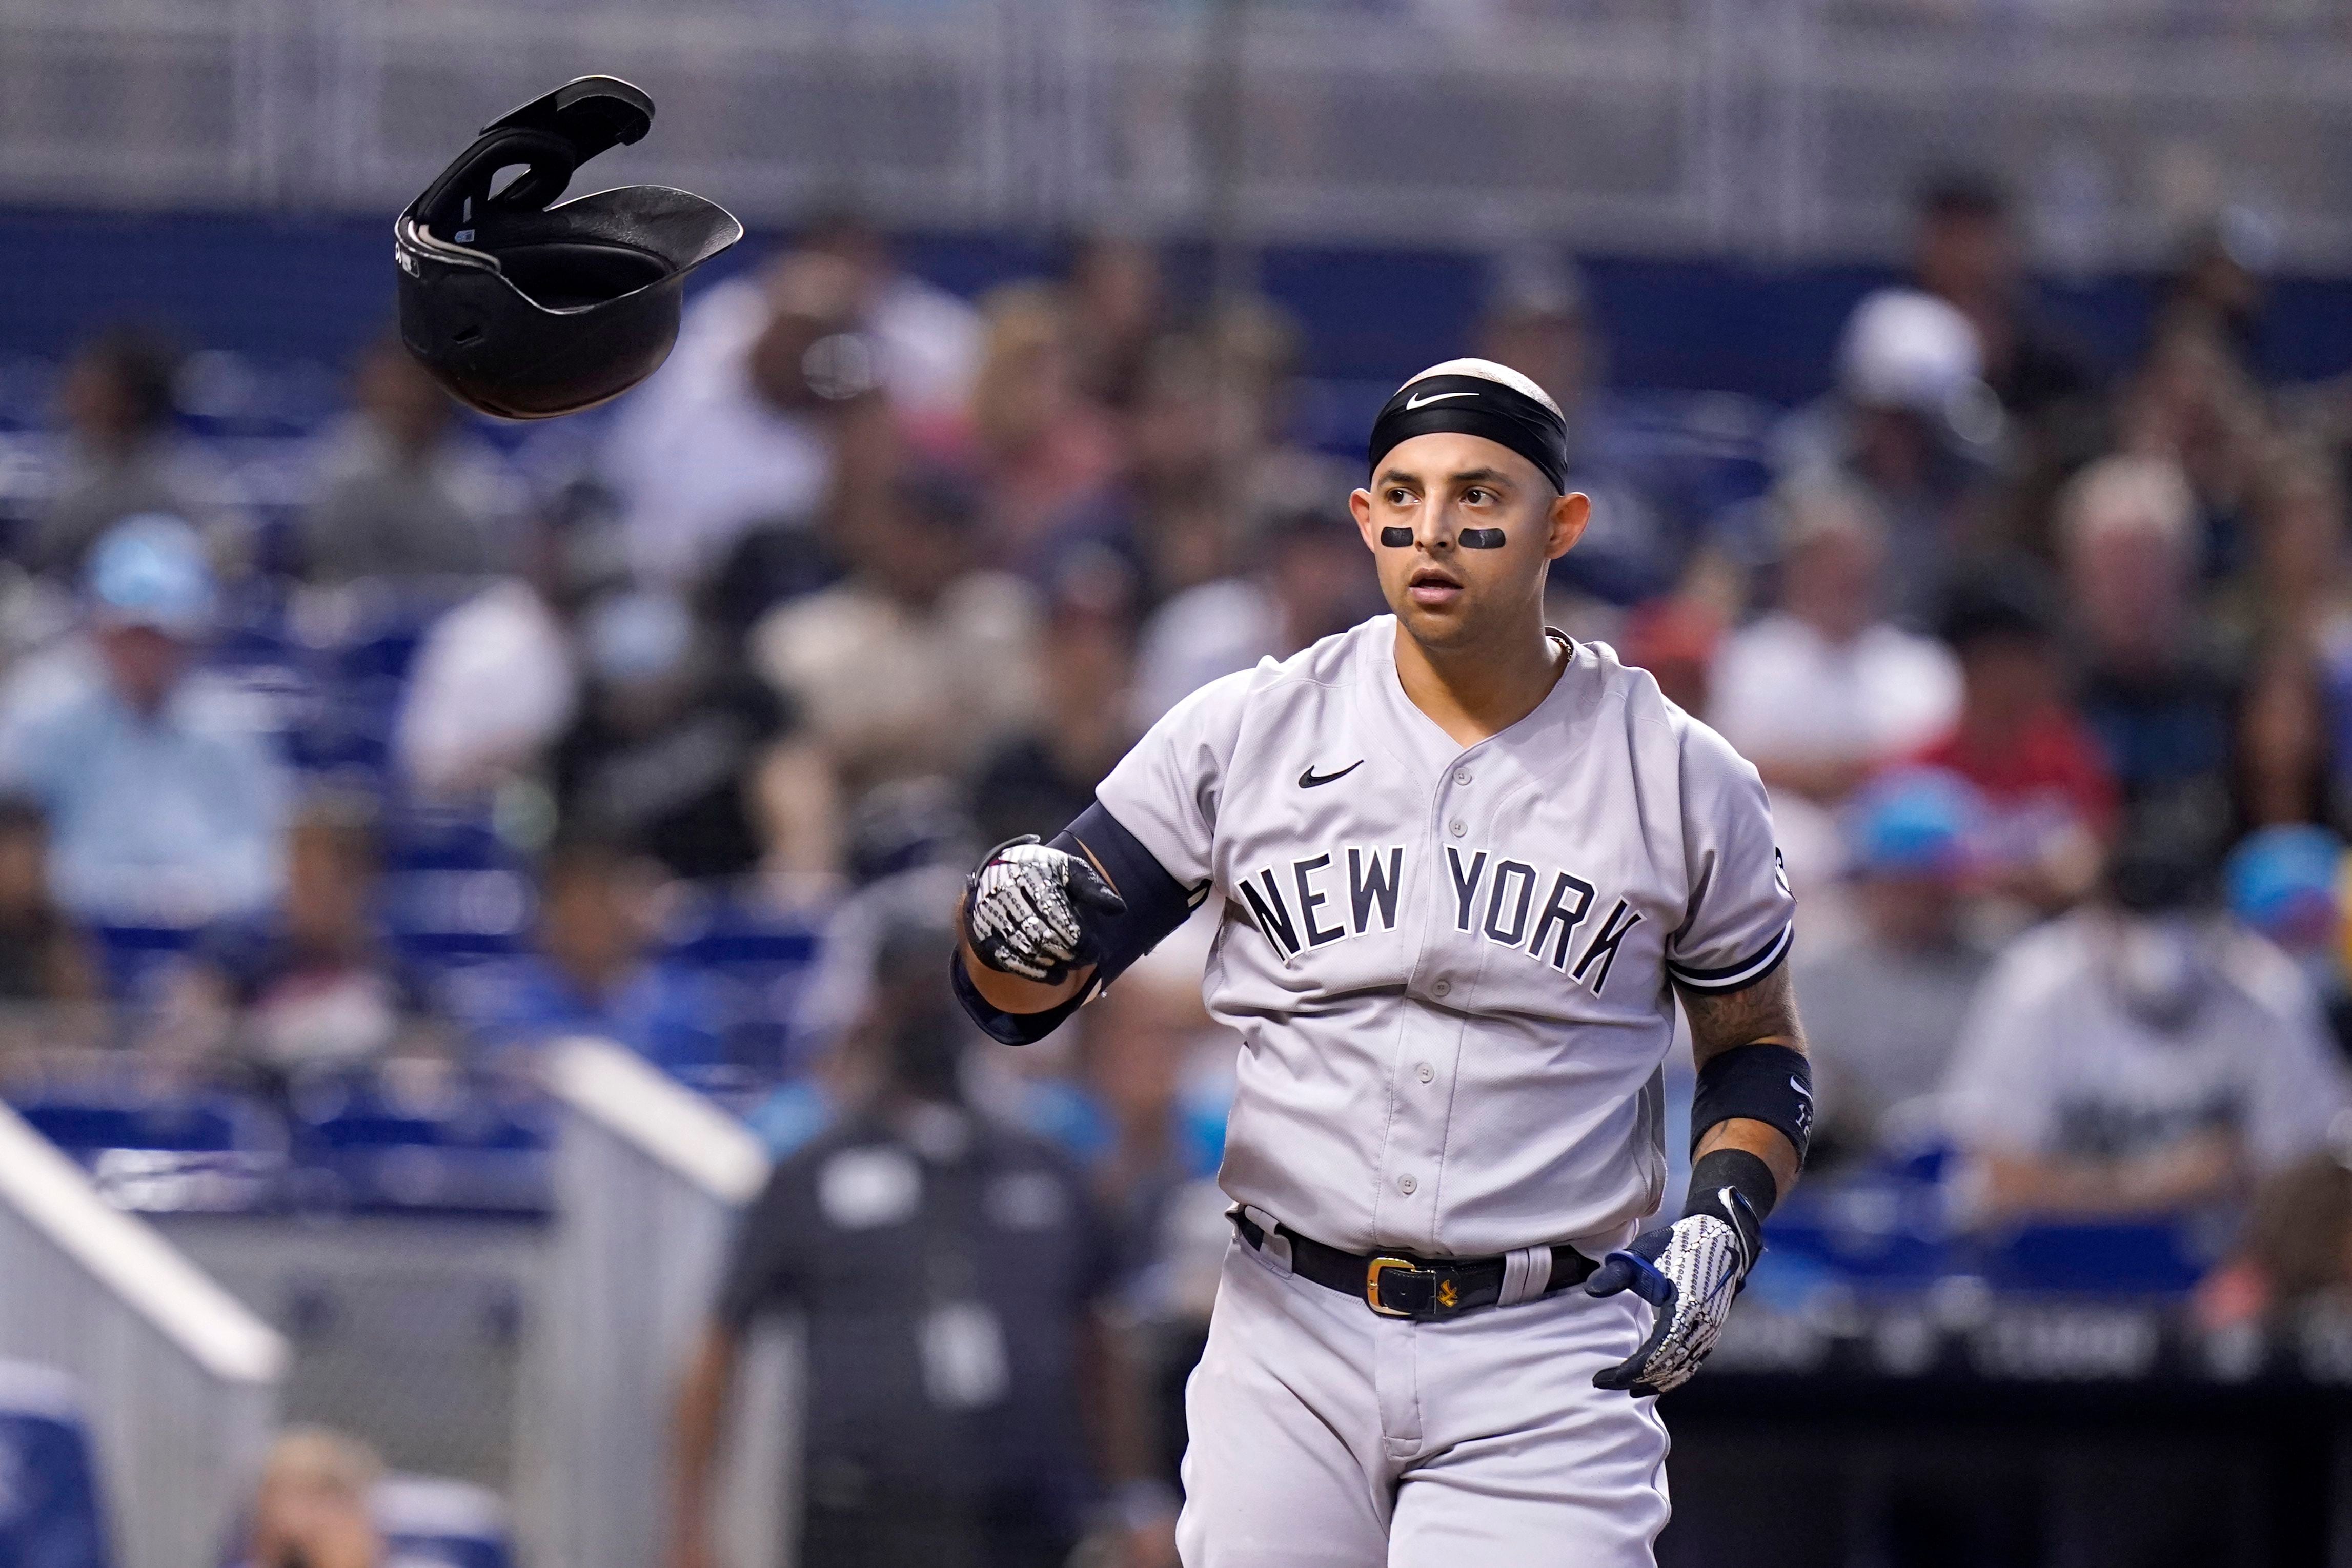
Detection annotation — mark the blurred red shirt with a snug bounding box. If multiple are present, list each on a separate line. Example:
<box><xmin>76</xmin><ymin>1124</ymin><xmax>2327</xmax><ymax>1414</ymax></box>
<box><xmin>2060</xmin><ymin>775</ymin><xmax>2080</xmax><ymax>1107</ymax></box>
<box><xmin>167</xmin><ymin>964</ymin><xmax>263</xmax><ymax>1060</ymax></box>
<box><xmin>1911</xmin><ymin>708</ymin><xmax>2121</xmax><ymax>838</ymax></box>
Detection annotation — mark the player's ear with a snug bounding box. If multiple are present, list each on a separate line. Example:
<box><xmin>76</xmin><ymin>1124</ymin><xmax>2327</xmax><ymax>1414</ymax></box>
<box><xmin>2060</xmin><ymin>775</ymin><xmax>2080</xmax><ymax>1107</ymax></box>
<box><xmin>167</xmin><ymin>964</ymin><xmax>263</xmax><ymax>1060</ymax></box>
<box><xmin>1348</xmin><ymin>487</ymin><xmax>1378</xmax><ymax>551</ymax></box>
<box><xmin>1545</xmin><ymin>490</ymin><xmax>1592</xmax><ymax>561</ymax></box>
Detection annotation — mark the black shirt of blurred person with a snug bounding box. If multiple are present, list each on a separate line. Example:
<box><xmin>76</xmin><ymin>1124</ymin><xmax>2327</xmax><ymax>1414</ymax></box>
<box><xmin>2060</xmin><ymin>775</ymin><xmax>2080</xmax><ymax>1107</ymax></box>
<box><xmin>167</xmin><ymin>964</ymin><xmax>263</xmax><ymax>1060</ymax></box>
<box><xmin>969</xmin><ymin>557</ymin><xmax>1139</xmax><ymax>851</ymax></box>
<box><xmin>1913</xmin><ymin>170</ymin><xmax>2097</xmax><ymax>421</ymax></box>
<box><xmin>194</xmin><ymin>800</ymin><xmax>428</xmax><ymax>1085</ymax></box>
<box><xmin>32</xmin><ymin>329</ymin><xmax>242</xmax><ymax>577</ymax></box>
<box><xmin>552</xmin><ymin>591</ymin><xmax>799</xmax><ymax>882</ymax></box>
<box><xmin>0</xmin><ymin>797</ymin><xmax>95</xmax><ymax>1009</ymax></box>
<box><xmin>678</xmin><ymin>926</ymin><xmax>1121</xmax><ymax>1568</ymax></box>
<box><xmin>2063</xmin><ymin>456</ymin><xmax>2245</xmax><ymax>834</ymax></box>
<box><xmin>301</xmin><ymin>338</ymin><xmax>514</xmax><ymax>586</ymax></box>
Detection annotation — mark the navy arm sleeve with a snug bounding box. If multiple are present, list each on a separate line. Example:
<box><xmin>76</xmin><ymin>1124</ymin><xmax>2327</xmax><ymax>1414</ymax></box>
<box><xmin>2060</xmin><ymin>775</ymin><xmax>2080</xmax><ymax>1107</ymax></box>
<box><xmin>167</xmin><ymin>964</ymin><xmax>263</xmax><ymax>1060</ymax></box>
<box><xmin>951</xmin><ymin>798</ymin><xmax>1205</xmax><ymax>1045</ymax></box>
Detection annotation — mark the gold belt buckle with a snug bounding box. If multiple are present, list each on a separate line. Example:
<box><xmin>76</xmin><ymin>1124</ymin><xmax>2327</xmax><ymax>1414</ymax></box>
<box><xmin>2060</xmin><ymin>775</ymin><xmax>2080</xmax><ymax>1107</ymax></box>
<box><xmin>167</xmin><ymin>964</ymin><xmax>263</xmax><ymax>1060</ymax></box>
<box><xmin>1366</xmin><ymin>1256</ymin><xmax>1416</xmax><ymax>1317</ymax></box>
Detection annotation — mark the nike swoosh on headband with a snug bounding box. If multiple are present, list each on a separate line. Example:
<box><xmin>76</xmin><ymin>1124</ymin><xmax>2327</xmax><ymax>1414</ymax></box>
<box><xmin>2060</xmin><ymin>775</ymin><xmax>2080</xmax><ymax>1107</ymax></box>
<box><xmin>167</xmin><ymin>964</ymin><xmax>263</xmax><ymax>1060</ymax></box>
<box><xmin>1404</xmin><ymin>390</ymin><xmax>1476</xmax><ymax>409</ymax></box>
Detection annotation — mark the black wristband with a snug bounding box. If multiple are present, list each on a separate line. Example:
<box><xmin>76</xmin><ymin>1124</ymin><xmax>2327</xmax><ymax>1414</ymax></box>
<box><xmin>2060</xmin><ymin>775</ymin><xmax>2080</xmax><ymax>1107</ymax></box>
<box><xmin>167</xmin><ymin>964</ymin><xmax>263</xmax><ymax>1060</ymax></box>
<box><xmin>1690</xmin><ymin>1042</ymin><xmax>1813</xmax><ymax>1167</ymax></box>
<box><xmin>1685</xmin><ymin>1146</ymin><xmax>1778</xmax><ymax>1230</ymax></box>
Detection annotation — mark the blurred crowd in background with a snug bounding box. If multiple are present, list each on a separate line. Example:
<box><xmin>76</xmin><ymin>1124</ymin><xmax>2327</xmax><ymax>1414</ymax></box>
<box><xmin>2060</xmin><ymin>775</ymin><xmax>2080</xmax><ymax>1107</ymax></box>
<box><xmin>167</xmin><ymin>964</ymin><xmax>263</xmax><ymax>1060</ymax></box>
<box><xmin>13</xmin><ymin>167</ymin><xmax>2352</xmax><ymax>1554</ymax></box>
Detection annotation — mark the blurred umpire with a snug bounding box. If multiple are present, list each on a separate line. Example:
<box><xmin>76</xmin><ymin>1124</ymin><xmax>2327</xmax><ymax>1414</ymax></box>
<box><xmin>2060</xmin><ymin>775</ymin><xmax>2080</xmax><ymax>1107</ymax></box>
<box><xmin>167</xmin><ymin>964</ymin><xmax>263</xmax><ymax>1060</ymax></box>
<box><xmin>667</xmin><ymin>905</ymin><xmax>1174</xmax><ymax>1568</ymax></box>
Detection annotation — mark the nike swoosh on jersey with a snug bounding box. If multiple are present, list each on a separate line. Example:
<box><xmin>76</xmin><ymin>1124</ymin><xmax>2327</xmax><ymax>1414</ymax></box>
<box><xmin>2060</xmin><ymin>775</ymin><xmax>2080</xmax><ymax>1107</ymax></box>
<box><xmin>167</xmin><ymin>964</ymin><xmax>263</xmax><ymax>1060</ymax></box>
<box><xmin>1297</xmin><ymin>761</ymin><xmax>1365</xmax><ymax>788</ymax></box>
<box><xmin>1404</xmin><ymin>390</ymin><xmax>1475</xmax><ymax>409</ymax></box>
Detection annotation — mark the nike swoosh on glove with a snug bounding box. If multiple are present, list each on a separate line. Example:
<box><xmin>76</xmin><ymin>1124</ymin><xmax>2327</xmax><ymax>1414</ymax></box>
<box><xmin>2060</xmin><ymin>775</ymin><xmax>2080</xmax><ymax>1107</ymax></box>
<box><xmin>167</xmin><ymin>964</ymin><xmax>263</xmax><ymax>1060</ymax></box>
<box><xmin>962</xmin><ymin>836</ymin><xmax>1127</xmax><ymax>985</ymax></box>
<box><xmin>1584</xmin><ymin>1190</ymin><xmax>1759</xmax><ymax>1397</ymax></box>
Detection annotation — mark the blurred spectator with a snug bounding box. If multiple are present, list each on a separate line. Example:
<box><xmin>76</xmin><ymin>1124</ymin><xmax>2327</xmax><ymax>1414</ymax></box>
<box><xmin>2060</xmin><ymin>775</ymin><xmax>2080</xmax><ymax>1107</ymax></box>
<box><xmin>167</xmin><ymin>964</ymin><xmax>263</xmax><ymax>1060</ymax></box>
<box><xmin>1911</xmin><ymin>170</ymin><xmax>2097</xmax><ymax>421</ymax></box>
<box><xmin>238</xmin><ymin>1427</ymin><xmax>386</xmax><ymax>1568</ymax></box>
<box><xmin>1617</xmin><ymin>595</ymin><xmax>1724</xmax><ymax>719</ymax></box>
<box><xmin>752</xmin><ymin>465</ymin><xmax>1042</xmax><ymax>797</ymax></box>
<box><xmin>1131</xmin><ymin>507</ymin><xmax>1376</xmax><ymax>728</ymax></box>
<box><xmin>1035</xmin><ymin>330</ymin><xmax>1236</xmax><ymax>606</ymax></box>
<box><xmin>1065</xmin><ymin>233</ymin><xmax>1168</xmax><ymax>410</ymax></box>
<box><xmin>0</xmin><ymin>516</ymin><xmax>286</xmax><ymax>924</ymax></box>
<box><xmin>969</xmin><ymin>554</ymin><xmax>1141</xmax><ymax>850</ymax></box>
<box><xmin>300</xmin><ymin>336</ymin><xmax>522</xmax><ymax>586</ymax></box>
<box><xmin>1772</xmin><ymin>288</ymin><xmax>1999</xmax><ymax>624</ymax></box>
<box><xmin>2161</xmin><ymin>215</ymin><xmax>2270</xmax><ymax>377</ymax></box>
<box><xmin>395</xmin><ymin>483</ymin><xmax>627</xmax><ymax>802</ymax></box>
<box><xmin>804</xmin><ymin>207</ymin><xmax>986</xmax><ymax>426</ymax></box>
<box><xmin>0</xmin><ymin>796</ymin><xmax>97</xmax><ymax>1020</ymax></box>
<box><xmin>2196</xmin><ymin>1146</ymin><xmax>2352</xmax><ymax>1332</ymax></box>
<box><xmin>2225</xmin><ymin>824</ymin><xmax>2352</xmax><ymax>1054</ymax></box>
<box><xmin>967</xmin><ymin>283</ymin><xmax>1124</xmax><ymax>559</ymax></box>
<box><xmin>1708</xmin><ymin>479</ymin><xmax>1961</xmax><ymax>805</ymax></box>
<box><xmin>1912</xmin><ymin>565</ymin><xmax>2115</xmax><ymax>906</ymax></box>
<box><xmin>1079</xmin><ymin>917</ymin><xmax>1232</xmax><ymax>1288</ymax></box>
<box><xmin>670</xmin><ymin>913</ymin><xmax>1166</xmax><ymax>1568</ymax></box>
<box><xmin>477</xmin><ymin>834</ymin><xmax>722</xmax><ymax>1078</ymax></box>
<box><xmin>552</xmin><ymin>589</ymin><xmax>834</xmax><ymax>883</ymax></box>
<box><xmin>2112</xmin><ymin>314</ymin><xmax>2270</xmax><ymax>583</ymax></box>
<box><xmin>1478</xmin><ymin>250</ymin><xmax>1690</xmax><ymax>604</ymax></box>
<box><xmin>1794</xmin><ymin>771</ymin><xmax>1994</xmax><ymax>1166</ymax></box>
<box><xmin>2062</xmin><ymin>455</ymin><xmax>2243</xmax><ymax>836</ymax></box>
<box><xmin>186</xmin><ymin>796</ymin><xmax>434</xmax><ymax>1085</ymax></box>
<box><xmin>32</xmin><ymin>327</ymin><xmax>247</xmax><ymax>578</ymax></box>
<box><xmin>604</xmin><ymin>250</ymin><xmax>873</xmax><ymax>588</ymax></box>
<box><xmin>1940</xmin><ymin>831</ymin><xmax>2349</xmax><ymax>1224</ymax></box>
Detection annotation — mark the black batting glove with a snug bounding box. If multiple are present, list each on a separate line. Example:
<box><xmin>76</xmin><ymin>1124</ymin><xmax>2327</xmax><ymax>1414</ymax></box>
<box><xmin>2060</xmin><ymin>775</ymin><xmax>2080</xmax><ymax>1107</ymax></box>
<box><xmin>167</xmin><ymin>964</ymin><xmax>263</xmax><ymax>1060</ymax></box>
<box><xmin>961</xmin><ymin>835</ymin><xmax>1127</xmax><ymax>986</ymax></box>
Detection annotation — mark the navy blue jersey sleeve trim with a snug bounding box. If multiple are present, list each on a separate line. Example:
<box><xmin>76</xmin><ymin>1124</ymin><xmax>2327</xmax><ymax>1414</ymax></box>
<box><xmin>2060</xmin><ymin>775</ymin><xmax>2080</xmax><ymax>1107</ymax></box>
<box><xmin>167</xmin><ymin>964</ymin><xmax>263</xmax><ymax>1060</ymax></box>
<box><xmin>1056</xmin><ymin>798</ymin><xmax>1205</xmax><ymax>986</ymax></box>
<box><xmin>1665</xmin><ymin>922</ymin><xmax>1793</xmax><ymax>992</ymax></box>
<box><xmin>950</xmin><ymin>798</ymin><xmax>1203</xmax><ymax>1046</ymax></box>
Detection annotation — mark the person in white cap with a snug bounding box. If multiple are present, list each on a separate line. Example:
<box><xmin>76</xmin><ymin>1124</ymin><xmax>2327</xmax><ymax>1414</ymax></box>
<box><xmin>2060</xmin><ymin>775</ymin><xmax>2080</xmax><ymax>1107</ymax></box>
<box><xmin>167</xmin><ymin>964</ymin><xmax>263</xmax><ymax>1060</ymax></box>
<box><xmin>1773</xmin><ymin>286</ymin><xmax>2003</xmax><ymax>625</ymax></box>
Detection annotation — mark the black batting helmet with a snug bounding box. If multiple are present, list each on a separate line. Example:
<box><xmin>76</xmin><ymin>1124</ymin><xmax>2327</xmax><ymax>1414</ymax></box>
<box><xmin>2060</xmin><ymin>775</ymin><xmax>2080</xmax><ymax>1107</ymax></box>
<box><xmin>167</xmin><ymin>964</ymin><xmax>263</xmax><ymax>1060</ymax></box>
<box><xmin>394</xmin><ymin>76</ymin><xmax>743</xmax><ymax>420</ymax></box>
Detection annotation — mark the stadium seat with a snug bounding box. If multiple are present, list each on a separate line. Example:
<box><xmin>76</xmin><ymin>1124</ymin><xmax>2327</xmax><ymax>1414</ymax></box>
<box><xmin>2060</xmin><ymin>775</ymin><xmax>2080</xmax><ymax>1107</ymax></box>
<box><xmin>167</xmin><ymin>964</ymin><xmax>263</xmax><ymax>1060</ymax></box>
<box><xmin>0</xmin><ymin>1361</ymin><xmax>111</xmax><ymax>1568</ymax></box>
<box><xmin>373</xmin><ymin>1475</ymin><xmax>512</xmax><ymax>1568</ymax></box>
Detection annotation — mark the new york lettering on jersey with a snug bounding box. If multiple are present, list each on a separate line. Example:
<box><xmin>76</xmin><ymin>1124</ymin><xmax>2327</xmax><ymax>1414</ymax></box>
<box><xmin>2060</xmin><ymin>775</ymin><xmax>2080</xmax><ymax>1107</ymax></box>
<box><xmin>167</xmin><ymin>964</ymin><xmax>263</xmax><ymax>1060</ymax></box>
<box><xmin>1236</xmin><ymin>839</ymin><xmax>1643</xmax><ymax>996</ymax></box>
<box><xmin>1096</xmin><ymin>617</ymin><xmax>1793</xmax><ymax>1257</ymax></box>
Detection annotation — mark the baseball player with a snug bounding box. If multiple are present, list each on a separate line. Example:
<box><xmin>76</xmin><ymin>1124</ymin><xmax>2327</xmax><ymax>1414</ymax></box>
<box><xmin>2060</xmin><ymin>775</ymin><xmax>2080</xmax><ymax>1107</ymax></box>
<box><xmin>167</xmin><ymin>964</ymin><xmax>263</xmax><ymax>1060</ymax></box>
<box><xmin>951</xmin><ymin>358</ymin><xmax>1811</xmax><ymax>1565</ymax></box>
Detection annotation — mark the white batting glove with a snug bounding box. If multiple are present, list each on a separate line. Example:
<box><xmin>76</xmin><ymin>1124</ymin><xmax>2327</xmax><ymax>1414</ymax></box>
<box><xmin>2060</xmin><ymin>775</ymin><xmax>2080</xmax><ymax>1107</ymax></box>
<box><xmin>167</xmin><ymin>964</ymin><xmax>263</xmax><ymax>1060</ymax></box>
<box><xmin>961</xmin><ymin>836</ymin><xmax>1126</xmax><ymax>985</ymax></box>
<box><xmin>1585</xmin><ymin>1189</ymin><xmax>1759</xmax><ymax>1396</ymax></box>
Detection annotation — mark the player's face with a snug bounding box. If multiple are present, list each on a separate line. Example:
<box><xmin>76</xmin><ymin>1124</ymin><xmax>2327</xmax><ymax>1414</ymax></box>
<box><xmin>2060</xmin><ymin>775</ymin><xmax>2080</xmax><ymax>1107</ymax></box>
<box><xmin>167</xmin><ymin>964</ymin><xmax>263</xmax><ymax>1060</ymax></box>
<box><xmin>1348</xmin><ymin>433</ymin><xmax>1590</xmax><ymax>648</ymax></box>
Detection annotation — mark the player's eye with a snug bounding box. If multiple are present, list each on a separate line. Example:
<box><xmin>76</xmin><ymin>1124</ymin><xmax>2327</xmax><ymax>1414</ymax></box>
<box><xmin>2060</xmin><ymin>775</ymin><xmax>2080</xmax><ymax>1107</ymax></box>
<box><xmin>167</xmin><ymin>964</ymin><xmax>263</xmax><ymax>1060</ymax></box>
<box><xmin>1463</xmin><ymin>487</ymin><xmax>1492</xmax><ymax>505</ymax></box>
<box><xmin>1386</xmin><ymin>488</ymin><xmax>1413</xmax><ymax>506</ymax></box>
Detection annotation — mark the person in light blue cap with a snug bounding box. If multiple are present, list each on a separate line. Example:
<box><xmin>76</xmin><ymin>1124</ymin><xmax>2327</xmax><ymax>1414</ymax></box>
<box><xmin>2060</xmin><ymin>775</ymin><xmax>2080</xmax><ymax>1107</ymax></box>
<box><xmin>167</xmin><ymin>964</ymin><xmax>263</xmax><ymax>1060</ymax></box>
<box><xmin>1792</xmin><ymin>767</ymin><xmax>1994</xmax><ymax>1165</ymax></box>
<box><xmin>2226</xmin><ymin>824</ymin><xmax>2352</xmax><ymax>1053</ymax></box>
<box><xmin>0</xmin><ymin>515</ymin><xmax>287</xmax><ymax>925</ymax></box>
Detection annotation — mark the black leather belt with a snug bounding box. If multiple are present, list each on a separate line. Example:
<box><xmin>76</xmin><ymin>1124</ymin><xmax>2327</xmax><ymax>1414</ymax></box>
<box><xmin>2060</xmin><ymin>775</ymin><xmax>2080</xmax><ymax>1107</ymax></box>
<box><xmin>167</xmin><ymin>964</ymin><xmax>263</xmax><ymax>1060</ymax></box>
<box><xmin>1231</xmin><ymin>1209</ymin><xmax>1596</xmax><ymax>1321</ymax></box>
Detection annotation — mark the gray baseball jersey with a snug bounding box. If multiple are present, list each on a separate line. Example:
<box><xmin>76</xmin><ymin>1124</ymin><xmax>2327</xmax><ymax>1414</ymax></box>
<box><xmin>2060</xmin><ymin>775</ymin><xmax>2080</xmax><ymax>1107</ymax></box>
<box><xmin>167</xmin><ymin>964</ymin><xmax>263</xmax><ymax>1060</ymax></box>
<box><xmin>1096</xmin><ymin>615</ymin><xmax>1794</xmax><ymax>1261</ymax></box>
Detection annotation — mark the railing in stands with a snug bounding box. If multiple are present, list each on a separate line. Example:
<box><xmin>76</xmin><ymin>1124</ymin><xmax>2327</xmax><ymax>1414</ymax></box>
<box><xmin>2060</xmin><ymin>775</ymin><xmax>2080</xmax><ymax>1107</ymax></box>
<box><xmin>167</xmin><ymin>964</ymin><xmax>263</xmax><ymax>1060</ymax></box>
<box><xmin>8</xmin><ymin>0</ymin><xmax>2352</xmax><ymax>267</ymax></box>
<box><xmin>0</xmin><ymin>1102</ymin><xmax>286</xmax><ymax>1568</ymax></box>
<box><xmin>524</xmin><ymin>1037</ymin><xmax>795</xmax><ymax>1568</ymax></box>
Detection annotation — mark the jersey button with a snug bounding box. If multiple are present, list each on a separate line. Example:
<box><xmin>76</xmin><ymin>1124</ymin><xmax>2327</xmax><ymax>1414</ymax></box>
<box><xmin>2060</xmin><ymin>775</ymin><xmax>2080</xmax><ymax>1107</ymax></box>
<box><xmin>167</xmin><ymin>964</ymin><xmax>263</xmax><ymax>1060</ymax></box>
<box><xmin>1416</xmin><ymin>1062</ymin><xmax>1435</xmax><ymax>1083</ymax></box>
<box><xmin>1398</xmin><ymin>1174</ymin><xmax>1417</xmax><ymax>1195</ymax></box>
<box><xmin>1453</xmin><ymin>767</ymin><xmax>1473</xmax><ymax>785</ymax></box>
<box><xmin>1448</xmin><ymin>819</ymin><xmax>1466</xmax><ymax>837</ymax></box>
<box><xmin>1431</xmin><ymin>979</ymin><xmax>1451</xmax><ymax>998</ymax></box>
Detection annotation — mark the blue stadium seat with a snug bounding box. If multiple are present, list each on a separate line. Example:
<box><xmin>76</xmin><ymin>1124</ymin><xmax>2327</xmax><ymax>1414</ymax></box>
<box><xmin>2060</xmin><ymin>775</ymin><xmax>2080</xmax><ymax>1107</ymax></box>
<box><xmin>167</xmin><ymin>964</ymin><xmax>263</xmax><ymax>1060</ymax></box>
<box><xmin>374</xmin><ymin>1476</ymin><xmax>512</xmax><ymax>1568</ymax></box>
<box><xmin>7</xmin><ymin>1088</ymin><xmax>286</xmax><ymax>1214</ymax></box>
<box><xmin>294</xmin><ymin>1087</ymin><xmax>551</xmax><ymax>1218</ymax></box>
<box><xmin>0</xmin><ymin>1361</ymin><xmax>111</xmax><ymax>1568</ymax></box>
<box><xmin>1979</xmin><ymin>1223</ymin><xmax>2211</xmax><ymax>1296</ymax></box>
<box><xmin>659</xmin><ymin>889</ymin><xmax>820</xmax><ymax>1080</ymax></box>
